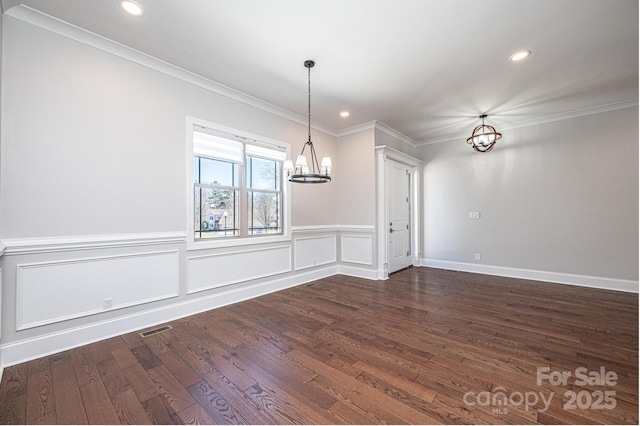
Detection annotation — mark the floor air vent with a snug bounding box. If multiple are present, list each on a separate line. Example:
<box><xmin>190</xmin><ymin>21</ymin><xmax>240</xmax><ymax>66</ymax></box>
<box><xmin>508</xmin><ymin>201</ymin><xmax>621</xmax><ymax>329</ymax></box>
<box><xmin>139</xmin><ymin>325</ymin><xmax>172</xmax><ymax>338</ymax></box>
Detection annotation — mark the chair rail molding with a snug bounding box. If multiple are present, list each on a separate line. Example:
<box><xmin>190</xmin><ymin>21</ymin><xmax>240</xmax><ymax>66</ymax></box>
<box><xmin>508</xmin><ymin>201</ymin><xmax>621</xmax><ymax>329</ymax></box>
<box><xmin>1</xmin><ymin>232</ymin><xmax>187</xmax><ymax>256</ymax></box>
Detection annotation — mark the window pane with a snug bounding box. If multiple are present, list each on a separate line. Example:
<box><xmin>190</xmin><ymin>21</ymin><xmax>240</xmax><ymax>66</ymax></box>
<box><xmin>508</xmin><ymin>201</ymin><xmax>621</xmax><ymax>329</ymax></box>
<box><xmin>247</xmin><ymin>156</ymin><xmax>280</xmax><ymax>190</ymax></box>
<box><xmin>248</xmin><ymin>191</ymin><xmax>281</xmax><ymax>235</ymax></box>
<box><xmin>196</xmin><ymin>186</ymin><xmax>239</xmax><ymax>238</ymax></box>
<box><xmin>191</xmin><ymin>125</ymin><xmax>287</xmax><ymax>243</ymax></box>
<box><xmin>198</xmin><ymin>156</ymin><xmax>237</xmax><ymax>186</ymax></box>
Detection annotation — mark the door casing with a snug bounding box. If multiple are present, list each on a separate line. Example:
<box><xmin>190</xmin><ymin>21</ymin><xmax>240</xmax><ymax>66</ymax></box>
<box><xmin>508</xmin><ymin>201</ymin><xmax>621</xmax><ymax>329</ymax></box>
<box><xmin>375</xmin><ymin>146</ymin><xmax>422</xmax><ymax>279</ymax></box>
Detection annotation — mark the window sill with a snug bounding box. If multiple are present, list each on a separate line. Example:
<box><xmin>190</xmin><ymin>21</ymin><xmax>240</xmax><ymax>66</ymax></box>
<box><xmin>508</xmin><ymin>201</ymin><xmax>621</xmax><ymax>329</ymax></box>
<box><xmin>187</xmin><ymin>233</ymin><xmax>292</xmax><ymax>251</ymax></box>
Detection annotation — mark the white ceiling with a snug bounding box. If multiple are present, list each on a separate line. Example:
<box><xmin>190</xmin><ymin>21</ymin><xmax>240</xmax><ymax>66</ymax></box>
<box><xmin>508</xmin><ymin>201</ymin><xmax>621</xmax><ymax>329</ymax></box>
<box><xmin>2</xmin><ymin>0</ymin><xmax>638</xmax><ymax>144</ymax></box>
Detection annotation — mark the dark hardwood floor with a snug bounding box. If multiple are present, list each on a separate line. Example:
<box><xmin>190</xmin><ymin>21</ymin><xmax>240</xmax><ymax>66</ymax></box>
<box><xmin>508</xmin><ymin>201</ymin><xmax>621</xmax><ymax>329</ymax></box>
<box><xmin>0</xmin><ymin>267</ymin><xmax>637</xmax><ymax>424</ymax></box>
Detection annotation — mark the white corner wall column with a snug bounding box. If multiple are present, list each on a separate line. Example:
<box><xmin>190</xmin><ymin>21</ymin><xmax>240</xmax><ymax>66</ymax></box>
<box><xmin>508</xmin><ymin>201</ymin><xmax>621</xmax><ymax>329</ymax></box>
<box><xmin>375</xmin><ymin>146</ymin><xmax>422</xmax><ymax>280</ymax></box>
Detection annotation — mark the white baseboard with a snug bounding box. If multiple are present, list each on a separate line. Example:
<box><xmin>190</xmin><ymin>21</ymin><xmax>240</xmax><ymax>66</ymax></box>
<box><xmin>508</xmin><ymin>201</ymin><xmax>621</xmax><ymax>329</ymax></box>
<box><xmin>0</xmin><ymin>265</ymin><xmax>338</xmax><ymax>372</ymax></box>
<box><xmin>422</xmin><ymin>259</ymin><xmax>638</xmax><ymax>293</ymax></box>
<box><xmin>338</xmin><ymin>264</ymin><xmax>380</xmax><ymax>280</ymax></box>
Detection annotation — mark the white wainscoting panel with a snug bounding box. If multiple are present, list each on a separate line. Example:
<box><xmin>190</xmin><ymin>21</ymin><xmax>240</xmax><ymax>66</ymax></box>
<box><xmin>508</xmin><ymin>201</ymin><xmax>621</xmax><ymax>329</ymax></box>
<box><xmin>294</xmin><ymin>235</ymin><xmax>337</xmax><ymax>271</ymax></box>
<box><xmin>187</xmin><ymin>245</ymin><xmax>292</xmax><ymax>294</ymax></box>
<box><xmin>341</xmin><ymin>235</ymin><xmax>373</xmax><ymax>265</ymax></box>
<box><xmin>17</xmin><ymin>251</ymin><xmax>180</xmax><ymax>330</ymax></box>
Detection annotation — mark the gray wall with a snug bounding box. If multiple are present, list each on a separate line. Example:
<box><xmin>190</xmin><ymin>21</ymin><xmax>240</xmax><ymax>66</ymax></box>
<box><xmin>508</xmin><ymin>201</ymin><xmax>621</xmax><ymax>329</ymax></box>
<box><xmin>0</xmin><ymin>15</ymin><xmax>342</xmax><ymax>239</ymax></box>
<box><xmin>419</xmin><ymin>106</ymin><xmax>639</xmax><ymax>281</ymax></box>
<box><xmin>335</xmin><ymin>128</ymin><xmax>376</xmax><ymax>227</ymax></box>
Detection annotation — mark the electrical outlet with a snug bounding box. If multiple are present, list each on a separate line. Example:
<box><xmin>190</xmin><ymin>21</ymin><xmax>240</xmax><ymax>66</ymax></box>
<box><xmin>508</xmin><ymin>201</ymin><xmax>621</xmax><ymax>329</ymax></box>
<box><xmin>103</xmin><ymin>298</ymin><xmax>113</xmax><ymax>310</ymax></box>
<box><xmin>469</xmin><ymin>212</ymin><xmax>481</xmax><ymax>219</ymax></box>
<box><xmin>474</xmin><ymin>253</ymin><xmax>481</xmax><ymax>261</ymax></box>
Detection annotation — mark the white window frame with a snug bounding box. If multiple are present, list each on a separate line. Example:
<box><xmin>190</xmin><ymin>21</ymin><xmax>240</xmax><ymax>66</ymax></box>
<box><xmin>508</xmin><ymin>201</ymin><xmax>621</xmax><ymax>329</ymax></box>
<box><xmin>187</xmin><ymin>117</ymin><xmax>291</xmax><ymax>250</ymax></box>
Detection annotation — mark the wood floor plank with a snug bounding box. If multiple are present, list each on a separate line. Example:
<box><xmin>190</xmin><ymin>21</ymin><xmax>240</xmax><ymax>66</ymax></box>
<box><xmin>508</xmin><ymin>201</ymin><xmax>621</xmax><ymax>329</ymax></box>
<box><xmin>25</xmin><ymin>369</ymin><xmax>55</xmax><ymax>422</ymax></box>
<box><xmin>0</xmin><ymin>364</ymin><xmax>27</xmax><ymax>401</ymax></box>
<box><xmin>0</xmin><ymin>394</ymin><xmax>26</xmax><ymax>425</ymax></box>
<box><xmin>146</xmin><ymin>365</ymin><xmax>196</xmax><ymax>413</ymax></box>
<box><xmin>0</xmin><ymin>364</ymin><xmax>28</xmax><ymax>424</ymax></box>
<box><xmin>130</xmin><ymin>345</ymin><xmax>163</xmax><ymax>371</ymax></box>
<box><xmin>142</xmin><ymin>329</ymin><xmax>177</xmax><ymax>357</ymax></box>
<box><xmin>26</xmin><ymin>358</ymin><xmax>50</xmax><ymax>377</ymax></box>
<box><xmin>79</xmin><ymin>380</ymin><xmax>121</xmax><ymax>425</ymax></box>
<box><xmin>243</xmin><ymin>382</ymin><xmax>313</xmax><ymax>424</ymax></box>
<box><xmin>123</xmin><ymin>363</ymin><xmax>161</xmax><ymax>403</ymax></box>
<box><xmin>231</xmin><ymin>344</ymin><xmax>338</xmax><ymax>412</ymax></box>
<box><xmin>111</xmin><ymin>347</ymin><xmax>140</xmax><ymax>371</ymax></box>
<box><xmin>111</xmin><ymin>388</ymin><xmax>153</xmax><ymax>425</ymax></box>
<box><xmin>156</xmin><ymin>350</ymin><xmax>202</xmax><ymax>389</ymax></box>
<box><xmin>71</xmin><ymin>346</ymin><xmax>102</xmax><ymax>387</ymax></box>
<box><xmin>187</xmin><ymin>379</ymin><xmax>247</xmax><ymax>424</ymax></box>
<box><xmin>142</xmin><ymin>394</ymin><xmax>182</xmax><ymax>425</ymax></box>
<box><xmin>176</xmin><ymin>402</ymin><xmax>217</xmax><ymax>425</ymax></box>
<box><xmin>50</xmin><ymin>351</ymin><xmax>88</xmax><ymax>425</ymax></box>
<box><xmin>0</xmin><ymin>268</ymin><xmax>637</xmax><ymax>424</ymax></box>
<box><xmin>199</xmin><ymin>375</ymin><xmax>276</xmax><ymax>425</ymax></box>
<box><xmin>29</xmin><ymin>411</ymin><xmax>56</xmax><ymax>425</ymax></box>
<box><xmin>353</xmin><ymin>359</ymin><xmax>437</xmax><ymax>402</ymax></box>
<box><xmin>224</xmin><ymin>348</ymin><xmax>341</xmax><ymax>424</ymax></box>
<box><xmin>96</xmin><ymin>358</ymin><xmax>130</xmax><ymax>399</ymax></box>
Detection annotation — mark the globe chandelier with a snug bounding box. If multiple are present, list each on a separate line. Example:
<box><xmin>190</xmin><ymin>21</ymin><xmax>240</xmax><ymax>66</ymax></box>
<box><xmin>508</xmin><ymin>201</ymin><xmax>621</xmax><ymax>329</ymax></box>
<box><xmin>466</xmin><ymin>114</ymin><xmax>502</xmax><ymax>152</ymax></box>
<box><xmin>283</xmin><ymin>60</ymin><xmax>332</xmax><ymax>183</ymax></box>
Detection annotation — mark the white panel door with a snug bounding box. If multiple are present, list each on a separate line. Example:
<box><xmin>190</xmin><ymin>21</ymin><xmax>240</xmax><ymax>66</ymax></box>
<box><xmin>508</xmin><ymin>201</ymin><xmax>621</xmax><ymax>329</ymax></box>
<box><xmin>388</xmin><ymin>160</ymin><xmax>412</xmax><ymax>273</ymax></box>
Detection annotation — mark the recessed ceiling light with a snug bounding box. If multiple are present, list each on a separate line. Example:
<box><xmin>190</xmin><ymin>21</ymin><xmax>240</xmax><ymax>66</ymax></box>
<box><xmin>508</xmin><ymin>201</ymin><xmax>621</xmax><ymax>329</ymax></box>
<box><xmin>340</xmin><ymin>111</ymin><xmax>350</xmax><ymax>117</ymax></box>
<box><xmin>121</xmin><ymin>0</ymin><xmax>144</xmax><ymax>16</ymax></box>
<box><xmin>509</xmin><ymin>50</ymin><xmax>531</xmax><ymax>62</ymax></box>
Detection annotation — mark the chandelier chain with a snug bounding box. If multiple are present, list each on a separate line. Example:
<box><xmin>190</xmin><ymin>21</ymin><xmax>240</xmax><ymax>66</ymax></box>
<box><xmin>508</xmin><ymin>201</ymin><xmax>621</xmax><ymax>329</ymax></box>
<box><xmin>308</xmin><ymin>64</ymin><xmax>311</xmax><ymax>142</ymax></box>
<box><xmin>284</xmin><ymin>59</ymin><xmax>331</xmax><ymax>183</ymax></box>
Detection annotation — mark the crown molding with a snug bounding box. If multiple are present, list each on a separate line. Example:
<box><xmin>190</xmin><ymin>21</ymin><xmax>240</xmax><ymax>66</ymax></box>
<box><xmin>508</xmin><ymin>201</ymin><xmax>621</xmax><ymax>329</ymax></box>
<box><xmin>373</xmin><ymin>121</ymin><xmax>418</xmax><ymax>147</ymax></box>
<box><xmin>336</xmin><ymin>121</ymin><xmax>418</xmax><ymax>147</ymax></box>
<box><xmin>4</xmin><ymin>4</ymin><xmax>337</xmax><ymax>137</ymax></box>
<box><xmin>335</xmin><ymin>121</ymin><xmax>377</xmax><ymax>137</ymax></box>
<box><xmin>6</xmin><ymin>5</ymin><xmax>635</xmax><ymax>149</ymax></box>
